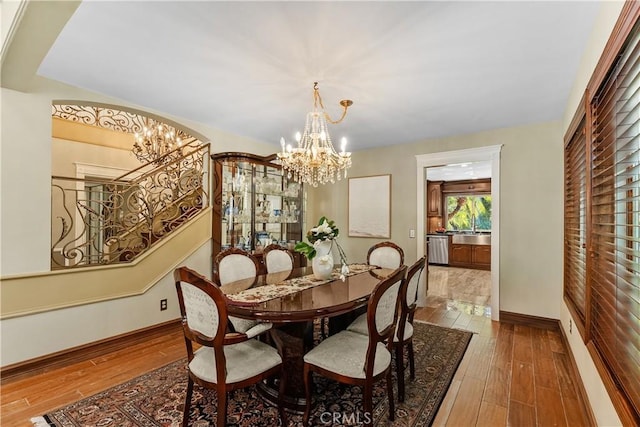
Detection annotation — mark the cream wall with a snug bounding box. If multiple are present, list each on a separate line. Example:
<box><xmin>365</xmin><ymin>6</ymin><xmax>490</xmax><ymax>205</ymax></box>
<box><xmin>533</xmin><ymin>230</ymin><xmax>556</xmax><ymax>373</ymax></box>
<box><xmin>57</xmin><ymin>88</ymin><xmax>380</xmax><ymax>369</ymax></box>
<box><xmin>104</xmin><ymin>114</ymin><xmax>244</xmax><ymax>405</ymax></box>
<box><xmin>559</xmin><ymin>1</ymin><xmax>625</xmax><ymax>426</ymax></box>
<box><xmin>310</xmin><ymin>120</ymin><xmax>564</xmax><ymax>320</ymax></box>
<box><xmin>52</xmin><ymin>138</ymin><xmax>140</xmax><ymax>176</ymax></box>
<box><xmin>1</xmin><ymin>240</ymin><xmax>211</xmax><ymax>366</ymax></box>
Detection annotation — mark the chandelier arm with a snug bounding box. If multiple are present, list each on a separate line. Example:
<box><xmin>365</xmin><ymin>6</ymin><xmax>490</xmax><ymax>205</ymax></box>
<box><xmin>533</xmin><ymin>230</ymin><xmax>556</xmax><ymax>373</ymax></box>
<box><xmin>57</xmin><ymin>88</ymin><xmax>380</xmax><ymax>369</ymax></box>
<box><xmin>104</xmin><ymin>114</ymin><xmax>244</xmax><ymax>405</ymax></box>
<box><xmin>323</xmin><ymin>106</ymin><xmax>349</xmax><ymax>125</ymax></box>
<box><xmin>313</xmin><ymin>82</ymin><xmax>352</xmax><ymax>124</ymax></box>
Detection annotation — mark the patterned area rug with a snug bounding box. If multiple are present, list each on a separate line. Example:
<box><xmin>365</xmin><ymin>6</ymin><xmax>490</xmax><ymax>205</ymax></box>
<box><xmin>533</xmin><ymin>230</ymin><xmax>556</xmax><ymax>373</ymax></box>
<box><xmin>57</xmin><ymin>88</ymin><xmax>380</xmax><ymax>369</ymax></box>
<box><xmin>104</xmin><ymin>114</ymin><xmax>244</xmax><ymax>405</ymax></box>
<box><xmin>32</xmin><ymin>322</ymin><xmax>471</xmax><ymax>427</ymax></box>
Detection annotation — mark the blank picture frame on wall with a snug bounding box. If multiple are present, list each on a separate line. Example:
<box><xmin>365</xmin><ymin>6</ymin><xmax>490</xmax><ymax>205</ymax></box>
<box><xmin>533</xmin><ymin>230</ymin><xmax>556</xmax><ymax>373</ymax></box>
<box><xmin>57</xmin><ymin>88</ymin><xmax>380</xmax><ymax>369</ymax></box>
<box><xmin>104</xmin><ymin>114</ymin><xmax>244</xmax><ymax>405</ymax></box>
<box><xmin>348</xmin><ymin>174</ymin><xmax>391</xmax><ymax>238</ymax></box>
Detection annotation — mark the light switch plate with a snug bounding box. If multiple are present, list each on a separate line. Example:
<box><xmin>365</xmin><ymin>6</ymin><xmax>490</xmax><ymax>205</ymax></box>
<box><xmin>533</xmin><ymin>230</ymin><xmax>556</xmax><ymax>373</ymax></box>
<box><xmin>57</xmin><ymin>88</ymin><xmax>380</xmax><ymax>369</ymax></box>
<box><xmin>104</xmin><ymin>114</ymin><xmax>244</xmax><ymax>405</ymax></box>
<box><xmin>409</xmin><ymin>229</ymin><xmax>416</xmax><ymax>238</ymax></box>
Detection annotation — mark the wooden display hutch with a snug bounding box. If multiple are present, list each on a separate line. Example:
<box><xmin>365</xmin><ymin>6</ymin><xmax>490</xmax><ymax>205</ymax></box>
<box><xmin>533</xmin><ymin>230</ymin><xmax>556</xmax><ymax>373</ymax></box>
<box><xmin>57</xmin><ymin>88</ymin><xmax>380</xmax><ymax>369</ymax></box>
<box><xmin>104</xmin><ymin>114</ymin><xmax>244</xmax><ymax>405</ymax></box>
<box><xmin>211</xmin><ymin>152</ymin><xmax>306</xmax><ymax>274</ymax></box>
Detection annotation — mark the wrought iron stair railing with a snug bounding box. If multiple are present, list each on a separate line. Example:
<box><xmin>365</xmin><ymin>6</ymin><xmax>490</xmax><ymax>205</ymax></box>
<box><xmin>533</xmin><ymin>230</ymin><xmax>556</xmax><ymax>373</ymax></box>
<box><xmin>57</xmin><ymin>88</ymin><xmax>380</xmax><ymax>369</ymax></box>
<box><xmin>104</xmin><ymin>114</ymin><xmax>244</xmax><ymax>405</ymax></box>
<box><xmin>51</xmin><ymin>142</ymin><xmax>210</xmax><ymax>269</ymax></box>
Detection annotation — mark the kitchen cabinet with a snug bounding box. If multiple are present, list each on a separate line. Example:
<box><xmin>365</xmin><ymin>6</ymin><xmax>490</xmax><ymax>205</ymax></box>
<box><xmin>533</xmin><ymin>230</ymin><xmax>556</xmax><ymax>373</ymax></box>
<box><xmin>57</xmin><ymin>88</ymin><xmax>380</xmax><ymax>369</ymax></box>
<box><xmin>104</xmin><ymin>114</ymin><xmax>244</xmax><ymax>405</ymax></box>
<box><xmin>441</xmin><ymin>179</ymin><xmax>491</xmax><ymax>194</ymax></box>
<box><xmin>450</xmin><ymin>244</ymin><xmax>471</xmax><ymax>265</ymax></box>
<box><xmin>427</xmin><ymin>181</ymin><xmax>443</xmax><ymax>216</ymax></box>
<box><xmin>472</xmin><ymin>245</ymin><xmax>491</xmax><ymax>266</ymax></box>
<box><xmin>449</xmin><ymin>241</ymin><xmax>491</xmax><ymax>270</ymax></box>
<box><xmin>211</xmin><ymin>152</ymin><xmax>305</xmax><ymax>272</ymax></box>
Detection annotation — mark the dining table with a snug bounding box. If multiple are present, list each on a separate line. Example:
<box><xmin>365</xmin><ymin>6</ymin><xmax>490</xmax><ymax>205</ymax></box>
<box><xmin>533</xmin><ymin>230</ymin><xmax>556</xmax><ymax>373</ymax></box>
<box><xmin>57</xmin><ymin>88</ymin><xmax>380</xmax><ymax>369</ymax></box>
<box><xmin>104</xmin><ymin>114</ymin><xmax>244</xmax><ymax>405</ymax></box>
<box><xmin>221</xmin><ymin>263</ymin><xmax>395</xmax><ymax>412</ymax></box>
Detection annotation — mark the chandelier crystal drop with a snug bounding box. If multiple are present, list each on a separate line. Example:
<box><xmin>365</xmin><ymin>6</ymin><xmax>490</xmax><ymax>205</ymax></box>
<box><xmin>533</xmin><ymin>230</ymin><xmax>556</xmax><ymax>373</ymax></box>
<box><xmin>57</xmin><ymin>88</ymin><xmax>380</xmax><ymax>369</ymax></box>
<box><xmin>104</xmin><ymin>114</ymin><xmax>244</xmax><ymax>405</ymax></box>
<box><xmin>277</xmin><ymin>82</ymin><xmax>353</xmax><ymax>187</ymax></box>
<box><xmin>132</xmin><ymin>119</ymin><xmax>182</xmax><ymax>164</ymax></box>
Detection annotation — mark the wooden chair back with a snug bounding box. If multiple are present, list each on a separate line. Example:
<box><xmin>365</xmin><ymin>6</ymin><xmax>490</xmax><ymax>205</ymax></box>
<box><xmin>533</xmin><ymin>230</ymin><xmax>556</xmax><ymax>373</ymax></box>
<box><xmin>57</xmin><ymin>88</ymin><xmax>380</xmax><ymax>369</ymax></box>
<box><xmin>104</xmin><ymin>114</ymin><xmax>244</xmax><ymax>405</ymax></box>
<box><xmin>364</xmin><ymin>265</ymin><xmax>407</xmax><ymax>378</ymax></box>
<box><xmin>174</xmin><ymin>266</ymin><xmax>228</xmax><ymax>382</ymax></box>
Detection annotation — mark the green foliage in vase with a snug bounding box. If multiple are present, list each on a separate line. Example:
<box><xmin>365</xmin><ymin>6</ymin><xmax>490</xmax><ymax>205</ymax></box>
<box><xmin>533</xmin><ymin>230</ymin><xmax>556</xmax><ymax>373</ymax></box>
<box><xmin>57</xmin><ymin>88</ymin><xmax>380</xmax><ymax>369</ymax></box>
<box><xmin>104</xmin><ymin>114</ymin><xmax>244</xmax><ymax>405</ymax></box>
<box><xmin>295</xmin><ymin>216</ymin><xmax>341</xmax><ymax>261</ymax></box>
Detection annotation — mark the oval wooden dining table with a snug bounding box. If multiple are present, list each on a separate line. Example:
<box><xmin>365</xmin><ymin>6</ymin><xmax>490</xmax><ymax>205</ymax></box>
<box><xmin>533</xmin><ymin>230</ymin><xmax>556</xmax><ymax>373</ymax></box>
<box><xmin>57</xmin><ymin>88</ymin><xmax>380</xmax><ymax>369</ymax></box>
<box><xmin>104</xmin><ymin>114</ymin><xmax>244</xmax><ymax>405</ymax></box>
<box><xmin>221</xmin><ymin>264</ymin><xmax>395</xmax><ymax>412</ymax></box>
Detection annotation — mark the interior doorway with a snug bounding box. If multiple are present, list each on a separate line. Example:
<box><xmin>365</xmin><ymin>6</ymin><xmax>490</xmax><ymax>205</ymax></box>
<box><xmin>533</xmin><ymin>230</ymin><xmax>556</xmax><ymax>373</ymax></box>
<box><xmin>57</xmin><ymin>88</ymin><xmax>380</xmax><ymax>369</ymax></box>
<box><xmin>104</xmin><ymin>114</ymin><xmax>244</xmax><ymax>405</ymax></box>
<box><xmin>415</xmin><ymin>145</ymin><xmax>502</xmax><ymax>321</ymax></box>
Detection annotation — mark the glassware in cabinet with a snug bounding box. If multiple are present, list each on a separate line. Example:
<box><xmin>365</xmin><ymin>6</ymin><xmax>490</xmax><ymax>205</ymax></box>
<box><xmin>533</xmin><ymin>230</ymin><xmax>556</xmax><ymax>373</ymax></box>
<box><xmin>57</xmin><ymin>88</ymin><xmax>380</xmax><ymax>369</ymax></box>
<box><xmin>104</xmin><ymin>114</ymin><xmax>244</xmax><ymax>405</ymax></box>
<box><xmin>211</xmin><ymin>152</ymin><xmax>305</xmax><ymax>269</ymax></box>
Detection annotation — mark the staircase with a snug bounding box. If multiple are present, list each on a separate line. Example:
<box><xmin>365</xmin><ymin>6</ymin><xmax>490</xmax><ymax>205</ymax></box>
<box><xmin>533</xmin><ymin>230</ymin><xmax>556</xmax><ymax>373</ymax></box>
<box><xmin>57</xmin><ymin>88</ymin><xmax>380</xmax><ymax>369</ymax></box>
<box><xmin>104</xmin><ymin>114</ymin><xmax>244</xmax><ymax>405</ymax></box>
<box><xmin>51</xmin><ymin>141</ymin><xmax>210</xmax><ymax>269</ymax></box>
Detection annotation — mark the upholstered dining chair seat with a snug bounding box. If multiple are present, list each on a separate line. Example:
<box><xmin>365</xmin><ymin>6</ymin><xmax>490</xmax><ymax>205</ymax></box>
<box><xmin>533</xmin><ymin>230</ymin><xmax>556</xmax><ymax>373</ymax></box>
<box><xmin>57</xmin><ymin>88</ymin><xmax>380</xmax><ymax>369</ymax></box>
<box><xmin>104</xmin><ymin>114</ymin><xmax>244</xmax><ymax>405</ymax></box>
<box><xmin>347</xmin><ymin>313</ymin><xmax>414</xmax><ymax>342</ymax></box>
<box><xmin>228</xmin><ymin>317</ymin><xmax>272</xmax><ymax>338</ymax></box>
<box><xmin>189</xmin><ymin>339</ymin><xmax>282</xmax><ymax>384</ymax></box>
<box><xmin>303</xmin><ymin>330</ymin><xmax>391</xmax><ymax>379</ymax></box>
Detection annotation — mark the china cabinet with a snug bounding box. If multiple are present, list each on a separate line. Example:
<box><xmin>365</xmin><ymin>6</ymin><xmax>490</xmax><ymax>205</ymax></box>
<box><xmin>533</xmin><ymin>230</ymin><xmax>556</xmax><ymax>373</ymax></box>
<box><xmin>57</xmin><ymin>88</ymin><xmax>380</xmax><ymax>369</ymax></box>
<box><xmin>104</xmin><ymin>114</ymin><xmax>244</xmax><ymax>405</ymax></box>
<box><xmin>211</xmin><ymin>152</ymin><xmax>305</xmax><ymax>272</ymax></box>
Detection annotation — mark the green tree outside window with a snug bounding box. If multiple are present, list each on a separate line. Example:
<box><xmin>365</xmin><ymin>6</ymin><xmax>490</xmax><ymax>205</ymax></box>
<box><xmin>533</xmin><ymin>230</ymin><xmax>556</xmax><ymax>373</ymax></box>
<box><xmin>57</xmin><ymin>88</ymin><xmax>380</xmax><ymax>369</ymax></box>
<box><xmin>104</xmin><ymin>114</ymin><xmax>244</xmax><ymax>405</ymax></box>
<box><xmin>446</xmin><ymin>195</ymin><xmax>492</xmax><ymax>231</ymax></box>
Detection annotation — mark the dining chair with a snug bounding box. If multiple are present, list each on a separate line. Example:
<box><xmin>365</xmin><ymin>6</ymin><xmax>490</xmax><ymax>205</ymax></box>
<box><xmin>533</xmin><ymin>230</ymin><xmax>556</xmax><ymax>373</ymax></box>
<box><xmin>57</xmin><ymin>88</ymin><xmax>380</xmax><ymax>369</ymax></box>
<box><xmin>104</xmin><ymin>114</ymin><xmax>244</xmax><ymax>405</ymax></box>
<box><xmin>174</xmin><ymin>266</ymin><xmax>287</xmax><ymax>427</ymax></box>
<box><xmin>346</xmin><ymin>256</ymin><xmax>426</xmax><ymax>402</ymax></box>
<box><xmin>214</xmin><ymin>248</ymin><xmax>272</xmax><ymax>337</ymax></box>
<box><xmin>393</xmin><ymin>256</ymin><xmax>426</xmax><ymax>401</ymax></box>
<box><xmin>367</xmin><ymin>241</ymin><xmax>405</xmax><ymax>269</ymax></box>
<box><xmin>302</xmin><ymin>265</ymin><xmax>407</xmax><ymax>426</ymax></box>
<box><xmin>263</xmin><ymin>244</ymin><xmax>295</xmax><ymax>274</ymax></box>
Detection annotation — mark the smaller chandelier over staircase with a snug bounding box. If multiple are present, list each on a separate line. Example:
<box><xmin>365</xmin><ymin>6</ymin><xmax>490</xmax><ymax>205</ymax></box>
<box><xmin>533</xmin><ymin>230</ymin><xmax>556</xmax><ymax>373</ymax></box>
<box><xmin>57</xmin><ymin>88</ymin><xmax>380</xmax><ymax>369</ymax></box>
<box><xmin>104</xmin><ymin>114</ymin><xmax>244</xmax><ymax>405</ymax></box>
<box><xmin>132</xmin><ymin>119</ymin><xmax>182</xmax><ymax>164</ymax></box>
<box><xmin>278</xmin><ymin>82</ymin><xmax>353</xmax><ymax>187</ymax></box>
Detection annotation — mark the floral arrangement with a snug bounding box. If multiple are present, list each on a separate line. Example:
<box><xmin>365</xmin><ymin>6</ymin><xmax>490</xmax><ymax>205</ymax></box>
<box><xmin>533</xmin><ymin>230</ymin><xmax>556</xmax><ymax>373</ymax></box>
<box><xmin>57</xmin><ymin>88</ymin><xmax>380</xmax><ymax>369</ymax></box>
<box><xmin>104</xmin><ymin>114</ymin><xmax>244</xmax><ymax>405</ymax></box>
<box><xmin>295</xmin><ymin>216</ymin><xmax>349</xmax><ymax>277</ymax></box>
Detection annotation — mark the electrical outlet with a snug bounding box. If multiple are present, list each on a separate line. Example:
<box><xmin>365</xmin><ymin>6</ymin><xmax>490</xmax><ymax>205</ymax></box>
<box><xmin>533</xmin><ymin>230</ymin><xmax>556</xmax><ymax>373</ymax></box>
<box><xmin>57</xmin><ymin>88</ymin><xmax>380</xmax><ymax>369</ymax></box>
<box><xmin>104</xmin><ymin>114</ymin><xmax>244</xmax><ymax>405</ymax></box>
<box><xmin>409</xmin><ymin>229</ymin><xmax>416</xmax><ymax>238</ymax></box>
<box><xmin>160</xmin><ymin>299</ymin><xmax>168</xmax><ymax>311</ymax></box>
<box><xmin>569</xmin><ymin>319</ymin><xmax>572</xmax><ymax>334</ymax></box>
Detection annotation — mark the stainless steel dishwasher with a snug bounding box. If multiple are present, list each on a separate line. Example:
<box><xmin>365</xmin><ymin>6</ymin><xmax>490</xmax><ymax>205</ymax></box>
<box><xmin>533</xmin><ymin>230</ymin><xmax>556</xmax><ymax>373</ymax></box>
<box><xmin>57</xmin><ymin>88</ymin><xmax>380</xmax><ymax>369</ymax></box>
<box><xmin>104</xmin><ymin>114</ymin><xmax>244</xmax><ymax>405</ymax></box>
<box><xmin>427</xmin><ymin>235</ymin><xmax>449</xmax><ymax>265</ymax></box>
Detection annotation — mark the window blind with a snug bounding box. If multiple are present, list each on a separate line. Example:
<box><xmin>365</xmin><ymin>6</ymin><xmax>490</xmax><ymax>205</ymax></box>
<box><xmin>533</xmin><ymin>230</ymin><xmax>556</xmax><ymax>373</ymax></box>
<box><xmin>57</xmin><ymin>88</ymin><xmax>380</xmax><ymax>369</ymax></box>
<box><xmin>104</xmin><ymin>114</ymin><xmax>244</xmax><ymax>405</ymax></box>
<box><xmin>590</xmin><ymin>19</ymin><xmax>640</xmax><ymax>416</ymax></box>
<box><xmin>564</xmin><ymin>118</ymin><xmax>588</xmax><ymax>334</ymax></box>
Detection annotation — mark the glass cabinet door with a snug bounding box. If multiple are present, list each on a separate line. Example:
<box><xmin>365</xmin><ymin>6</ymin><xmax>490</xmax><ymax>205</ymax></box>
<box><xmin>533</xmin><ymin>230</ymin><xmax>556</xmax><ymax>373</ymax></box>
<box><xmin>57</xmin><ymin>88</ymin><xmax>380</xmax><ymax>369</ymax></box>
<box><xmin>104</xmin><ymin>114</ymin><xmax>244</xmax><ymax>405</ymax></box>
<box><xmin>253</xmin><ymin>164</ymin><xmax>302</xmax><ymax>251</ymax></box>
<box><xmin>212</xmin><ymin>152</ymin><xmax>304</xmax><ymax>261</ymax></box>
<box><xmin>220</xmin><ymin>160</ymin><xmax>253</xmax><ymax>250</ymax></box>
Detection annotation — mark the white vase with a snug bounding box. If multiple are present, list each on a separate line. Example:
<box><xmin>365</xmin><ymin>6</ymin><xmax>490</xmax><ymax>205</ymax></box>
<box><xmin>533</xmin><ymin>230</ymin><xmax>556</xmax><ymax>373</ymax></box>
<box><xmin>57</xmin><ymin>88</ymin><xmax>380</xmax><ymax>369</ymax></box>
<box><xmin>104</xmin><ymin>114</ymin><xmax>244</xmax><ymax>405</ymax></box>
<box><xmin>312</xmin><ymin>240</ymin><xmax>334</xmax><ymax>280</ymax></box>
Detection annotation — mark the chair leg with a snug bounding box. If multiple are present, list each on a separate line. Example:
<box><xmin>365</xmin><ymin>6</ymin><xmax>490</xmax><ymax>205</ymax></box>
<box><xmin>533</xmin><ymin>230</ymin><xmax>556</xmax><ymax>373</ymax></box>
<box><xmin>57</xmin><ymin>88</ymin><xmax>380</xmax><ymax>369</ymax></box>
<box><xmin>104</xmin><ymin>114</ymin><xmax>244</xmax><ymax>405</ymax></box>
<box><xmin>386</xmin><ymin>369</ymin><xmax>396</xmax><ymax>421</ymax></box>
<box><xmin>303</xmin><ymin>364</ymin><xmax>313</xmax><ymax>426</ymax></box>
<box><xmin>395</xmin><ymin>344</ymin><xmax>406</xmax><ymax>402</ymax></box>
<box><xmin>277</xmin><ymin>367</ymin><xmax>288</xmax><ymax>426</ymax></box>
<box><xmin>363</xmin><ymin>383</ymin><xmax>373</xmax><ymax>426</ymax></box>
<box><xmin>216</xmin><ymin>385</ymin><xmax>227</xmax><ymax>427</ymax></box>
<box><xmin>408</xmin><ymin>340</ymin><xmax>416</xmax><ymax>380</ymax></box>
<box><xmin>182</xmin><ymin>377</ymin><xmax>194</xmax><ymax>427</ymax></box>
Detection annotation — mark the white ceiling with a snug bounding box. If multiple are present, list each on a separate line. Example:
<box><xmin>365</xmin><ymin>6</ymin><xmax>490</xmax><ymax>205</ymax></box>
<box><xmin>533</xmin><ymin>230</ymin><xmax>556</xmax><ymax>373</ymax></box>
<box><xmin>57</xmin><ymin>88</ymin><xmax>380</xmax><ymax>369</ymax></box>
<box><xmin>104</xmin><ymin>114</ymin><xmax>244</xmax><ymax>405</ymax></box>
<box><xmin>38</xmin><ymin>1</ymin><xmax>600</xmax><ymax>152</ymax></box>
<box><xmin>426</xmin><ymin>161</ymin><xmax>492</xmax><ymax>181</ymax></box>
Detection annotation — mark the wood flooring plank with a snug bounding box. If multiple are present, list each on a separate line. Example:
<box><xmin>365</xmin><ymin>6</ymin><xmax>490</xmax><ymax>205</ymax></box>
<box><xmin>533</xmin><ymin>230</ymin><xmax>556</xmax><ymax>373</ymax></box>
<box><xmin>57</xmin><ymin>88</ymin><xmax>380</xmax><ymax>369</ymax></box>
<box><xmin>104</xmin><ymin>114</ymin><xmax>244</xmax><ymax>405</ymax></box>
<box><xmin>510</xmin><ymin>361</ymin><xmax>535</xmax><ymax>406</ymax></box>
<box><xmin>432</xmin><ymin>378</ymin><xmax>462</xmax><ymax>427</ymax></box>
<box><xmin>547</xmin><ymin>330</ymin><xmax>565</xmax><ymax>354</ymax></box>
<box><xmin>476</xmin><ymin>401</ymin><xmax>507</xmax><ymax>427</ymax></box>
<box><xmin>466</xmin><ymin>314</ymin><xmax>488</xmax><ymax>334</ymax></box>
<box><xmin>512</xmin><ymin>326</ymin><xmax>533</xmax><ymax>363</ymax></box>
<box><xmin>466</xmin><ymin>335</ymin><xmax>493</xmax><ymax>381</ymax></box>
<box><xmin>508</xmin><ymin>400</ymin><xmax>536</xmax><ymax>427</ymax></box>
<box><xmin>445</xmin><ymin>376</ymin><xmax>484</xmax><ymax>426</ymax></box>
<box><xmin>533</xmin><ymin>354</ymin><xmax>559</xmax><ymax>390</ymax></box>
<box><xmin>452</xmin><ymin>335</ymin><xmax>479</xmax><ymax>381</ymax></box>
<box><xmin>562</xmin><ymin>395</ymin><xmax>590</xmax><ymax>427</ymax></box>
<box><xmin>535</xmin><ymin>386</ymin><xmax>567</xmax><ymax>427</ymax></box>
<box><xmin>483</xmin><ymin>362</ymin><xmax>512</xmax><ymax>406</ymax></box>
<box><xmin>531</xmin><ymin>326</ymin><xmax>553</xmax><ymax>356</ymax></box>
<box><xmin>492</xmin><ymin>323</ymin><xmax>514</xmax><ymax>366</ymax></box>
<box><xmin>553</xmin><ymin>351</ymin><xmax>579</xmax><ymax>400</ymax></box>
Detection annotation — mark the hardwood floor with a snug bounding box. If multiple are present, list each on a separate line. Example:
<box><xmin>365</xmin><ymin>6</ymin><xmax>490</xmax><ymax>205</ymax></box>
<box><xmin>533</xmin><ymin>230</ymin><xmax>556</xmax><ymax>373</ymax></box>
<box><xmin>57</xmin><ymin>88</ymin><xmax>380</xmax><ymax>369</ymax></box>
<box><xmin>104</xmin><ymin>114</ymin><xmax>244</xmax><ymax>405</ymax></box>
<box><xmin>1</xmin><ymin>283</ymin><xmax>592</xmax><ymax>426</ymax></box>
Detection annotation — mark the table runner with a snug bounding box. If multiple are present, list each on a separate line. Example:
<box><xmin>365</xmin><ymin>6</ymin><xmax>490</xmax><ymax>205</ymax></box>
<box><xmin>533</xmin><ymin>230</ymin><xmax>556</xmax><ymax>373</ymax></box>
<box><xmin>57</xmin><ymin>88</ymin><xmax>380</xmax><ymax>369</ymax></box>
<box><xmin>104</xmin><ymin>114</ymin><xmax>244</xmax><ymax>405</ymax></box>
<box><xmin>225</xmin><ymin>263</ymin><xmax>377</xmax><ymax>304</ymax></box>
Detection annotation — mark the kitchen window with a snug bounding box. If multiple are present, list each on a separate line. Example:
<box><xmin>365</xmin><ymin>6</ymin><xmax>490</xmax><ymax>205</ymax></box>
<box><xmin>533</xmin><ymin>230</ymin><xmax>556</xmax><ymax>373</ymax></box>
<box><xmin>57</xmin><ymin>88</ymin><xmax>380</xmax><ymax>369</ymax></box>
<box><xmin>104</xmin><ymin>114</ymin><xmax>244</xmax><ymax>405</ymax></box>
<box><xmin>445</xmin><ymin>195</ymin><xmax>491</xmax><ymax>232</ymax></box>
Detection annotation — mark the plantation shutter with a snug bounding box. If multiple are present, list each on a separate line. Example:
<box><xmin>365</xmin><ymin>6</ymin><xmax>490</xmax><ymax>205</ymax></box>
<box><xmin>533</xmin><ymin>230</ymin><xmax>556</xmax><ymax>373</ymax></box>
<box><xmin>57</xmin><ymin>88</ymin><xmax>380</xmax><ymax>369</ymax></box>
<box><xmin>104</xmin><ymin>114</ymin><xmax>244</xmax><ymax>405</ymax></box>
<box><xmin>564</xmin><ymin>117</ymin><xmax>588</xmax><ymax>333</ymax></box>
<box><xmin>589</xmin><ymin>19</ymin><xmax>640</xmax><ymax>415</ymax></box>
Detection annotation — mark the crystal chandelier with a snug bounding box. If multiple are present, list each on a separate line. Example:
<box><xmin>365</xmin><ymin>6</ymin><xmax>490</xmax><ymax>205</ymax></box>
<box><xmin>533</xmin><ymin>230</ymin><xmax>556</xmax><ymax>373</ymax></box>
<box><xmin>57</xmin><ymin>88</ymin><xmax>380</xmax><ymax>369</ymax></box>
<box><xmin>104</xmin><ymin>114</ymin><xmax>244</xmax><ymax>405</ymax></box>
<box><xmin>132</xmin><ymin>119</ymin><xmax>182</xmax><ymax>164</ymax></box>
<box><xmin>277</xmin><ymin>82</ymin><xmax>353</xmax><ymax>187</ymax></box>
